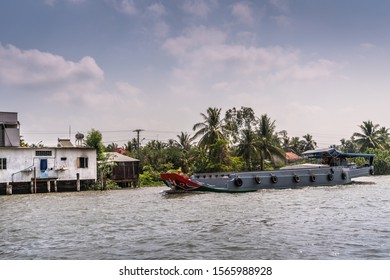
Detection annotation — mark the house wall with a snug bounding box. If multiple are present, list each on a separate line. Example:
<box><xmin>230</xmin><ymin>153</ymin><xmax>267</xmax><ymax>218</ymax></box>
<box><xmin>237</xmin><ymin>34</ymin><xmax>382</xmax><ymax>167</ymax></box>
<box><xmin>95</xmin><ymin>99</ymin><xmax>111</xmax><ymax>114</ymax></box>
<box><xmin>0</xmin><ymin>127</ymin><xmax>20</xmax><ymax>147</ymax></box>
<box><xmin>0</xmin><ymin>147</ymin><xmax>97</xmax><ymax>184</ymax></box>
<box><xmin>111</xmin><ymin>161</ymin><xmax>139</xmax><ymax>181</ymax></box>
<box><xmin>0</xmin><ymin>112</ymin><xmax>20</xmax><ymax>147</ymax></box>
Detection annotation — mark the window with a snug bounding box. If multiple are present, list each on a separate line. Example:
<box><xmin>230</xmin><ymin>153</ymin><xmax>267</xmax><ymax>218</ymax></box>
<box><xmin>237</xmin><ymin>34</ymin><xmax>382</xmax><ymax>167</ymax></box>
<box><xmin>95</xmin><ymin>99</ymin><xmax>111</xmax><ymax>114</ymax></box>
<box><xmin>35</xmin><ymin>150</ymin><xmax>52</xmax><ymax>157</ymax></box>
<box><xmin>0</xmin><ymin>158</ymin><xmax>6</xmax><ymax>170</ymax></box>
<box><xmin>78</xmin><ymin>157</ymin><xmax>88</xmax><ymax>168</ymax></box>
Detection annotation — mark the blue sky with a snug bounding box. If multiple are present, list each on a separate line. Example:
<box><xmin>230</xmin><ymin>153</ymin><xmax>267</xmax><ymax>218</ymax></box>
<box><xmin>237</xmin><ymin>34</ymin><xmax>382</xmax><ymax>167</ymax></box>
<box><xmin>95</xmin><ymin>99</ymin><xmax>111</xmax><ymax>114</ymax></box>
<box><xmin>1</xmin><ymin>0</ymin><xmax>390</xmax><ymax>147</ymax></box>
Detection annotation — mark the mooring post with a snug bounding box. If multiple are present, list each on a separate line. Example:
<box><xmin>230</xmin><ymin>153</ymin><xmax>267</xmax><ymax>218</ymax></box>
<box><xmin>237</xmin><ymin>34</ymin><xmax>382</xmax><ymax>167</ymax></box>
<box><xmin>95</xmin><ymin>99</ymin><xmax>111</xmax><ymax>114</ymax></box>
<box><xmin>76</xmin><ymin>173</ymin><xmax>80</xmax><ymax>192</ymax></box>
<box><xmin>33</xmin><ymin>167</ymin><xmax>37</xmax><ymax>193</ymax></box>
<box><xmin>6</xmin><ymin>182</ymin><xmax>12</xmax><ymax>195</ymax></box>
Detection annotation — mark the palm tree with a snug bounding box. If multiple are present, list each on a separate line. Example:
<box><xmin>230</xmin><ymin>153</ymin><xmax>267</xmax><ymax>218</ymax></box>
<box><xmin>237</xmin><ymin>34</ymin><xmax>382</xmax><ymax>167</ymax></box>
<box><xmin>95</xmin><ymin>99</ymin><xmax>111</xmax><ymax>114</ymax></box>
<box><xmin>192</xmin><ymin>107</ymin><xmax>227</xmax><ymax>152</ymax></box>
<box><xmin>124</xmin><ymin>138</ymin><xmax>138</xmax><ymax>156</ymax></box>
<box><xmin>193</xmin><ymin>107</ymin><xmax>234</xmax><ymax>171</ymax></box>
<box><xmin>175</xmin><ymin>132</ymin><xmax>193</xmax><ymax>173</ymax></box>
<box><xmin>257</xmin><ymin>114</ymin><xmax>285</xmax><ymax>170</ymax></box>
<box><xmin>301</xmin><ymin>134</ymin><xmax>317</xmax><ymax>151</ymax></box>
<box><xmin>106</xmin><ymin>142</ymin><xmax>119</xmax><ymax>152</ymax></box>
<box><xmin>176</xmin><ymin>132</ymin><xmax>192</xmax><ymax>151</ymax></box>
<box><xmin>338</xmin><ymin>138</ymin><xmax>357</xmax><ymax>153</ymax></box>
<box><xmin>278</xmin><ymin>130</ymin><xmax>290</xmax><ymax>152</ymax></box>
<box><xmin>353</xmin><ymin>120</ymin><xmax>385</xmax><ymax>151</ymax></box>
<box><xmin>378</xmin><ymin>126</ymin><xmax>390</xmax><ymax>149</ymax></box>
<box><xmin>224</xmin><ymin>106</ymin><xmax>258</xmax><ymax>144</ymax></box>
<box><xmin>288</xmin><ymin>136</ymin><xmax>303</xmax><ymax>155</ymax></box>
<box><xmin>236</xmin><ymin>129</ymin><xmax>260</xmax><ymax>170</ymax></box>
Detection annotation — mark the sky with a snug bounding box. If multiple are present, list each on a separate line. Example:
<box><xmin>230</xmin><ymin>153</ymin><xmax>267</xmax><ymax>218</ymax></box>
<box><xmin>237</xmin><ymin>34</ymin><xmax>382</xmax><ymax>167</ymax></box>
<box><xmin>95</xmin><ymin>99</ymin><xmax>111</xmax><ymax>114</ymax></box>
<box><xmin>1</xmin><ymin>0</ymin><xmax>390</xmax><ymax>148</ymax></box>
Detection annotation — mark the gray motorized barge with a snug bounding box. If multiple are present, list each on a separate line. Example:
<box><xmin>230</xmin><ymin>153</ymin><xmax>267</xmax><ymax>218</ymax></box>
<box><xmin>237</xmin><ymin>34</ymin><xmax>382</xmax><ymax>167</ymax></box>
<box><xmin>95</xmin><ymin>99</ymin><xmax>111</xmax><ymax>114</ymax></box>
<box><xmin>161</xmin><ymin>148</ymin><xmax>375</xmax><ymax>193</ymax></box>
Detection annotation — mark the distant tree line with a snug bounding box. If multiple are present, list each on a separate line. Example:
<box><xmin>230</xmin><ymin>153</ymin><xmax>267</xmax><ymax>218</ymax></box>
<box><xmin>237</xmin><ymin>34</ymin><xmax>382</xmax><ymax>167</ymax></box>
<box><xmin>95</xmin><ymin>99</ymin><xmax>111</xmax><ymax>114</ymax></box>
<box><xmin>81</xmin><ymin>107</ymin><xmax>390</xmax><ymax>185</ymax></box>
<box><xmin>20</xmin><ymin>107</ymin><xmax>389</xmax><ymax>186</ymax></box>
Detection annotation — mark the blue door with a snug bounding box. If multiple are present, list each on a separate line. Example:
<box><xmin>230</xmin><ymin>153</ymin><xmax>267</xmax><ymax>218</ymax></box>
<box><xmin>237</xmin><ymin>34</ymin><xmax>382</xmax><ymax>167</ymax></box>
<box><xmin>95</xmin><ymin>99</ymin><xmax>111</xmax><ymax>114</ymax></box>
<box><xmin>40</xmin><ymin>159</ymin><xmax>48</xmax><ymax>178</ymax></box>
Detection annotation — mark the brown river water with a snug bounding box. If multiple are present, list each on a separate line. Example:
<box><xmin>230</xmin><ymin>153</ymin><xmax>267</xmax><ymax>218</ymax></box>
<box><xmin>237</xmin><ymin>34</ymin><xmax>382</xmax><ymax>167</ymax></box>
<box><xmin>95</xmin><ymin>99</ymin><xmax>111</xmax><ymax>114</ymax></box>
<box><xmin>1</xmin><ymin>176</ymin><xmax>389</xmax><ymax>260</ymax></box>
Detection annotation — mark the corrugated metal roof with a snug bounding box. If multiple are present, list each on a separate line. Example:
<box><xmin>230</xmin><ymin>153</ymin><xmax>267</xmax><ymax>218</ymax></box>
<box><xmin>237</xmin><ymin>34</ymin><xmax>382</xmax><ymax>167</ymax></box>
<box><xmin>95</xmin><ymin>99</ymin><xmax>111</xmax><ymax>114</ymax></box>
<box><xmin>57</xmin><ymin>138</ymin><xmax>74</xmax><ymax>147</ymax></box>
<box><xmin>105</xmin><ymin>152</ymin><xmax>139</xmax><ymax>162</ymax></box>
<box><xmin>302</xmin><ymin>148</ymin><xmax>374</xmax><ymax>158</ymax></box>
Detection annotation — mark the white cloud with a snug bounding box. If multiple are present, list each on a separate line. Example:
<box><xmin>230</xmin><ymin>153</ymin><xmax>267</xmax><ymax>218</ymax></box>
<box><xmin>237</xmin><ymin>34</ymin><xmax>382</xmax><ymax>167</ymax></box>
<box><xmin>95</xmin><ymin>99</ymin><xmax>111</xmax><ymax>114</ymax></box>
<box><xmin>181</xmin><ymin>0</ymin><xmax>214</xmax><ymax>17</ymax></box>
<box><xmin>359</xmin><ymin>42</ymin><xmax>376</xmax><ymax>50</ymax></box>
<box><xmin>269</xmin><ymin>59</ymin><xmax>336</xmax><ymax>82</ymax></box>
<box><xmin>162</xmin><ymin>26</ymin><xmax>227</xmax><ymax>56</ymax></box>
<box><xmin>153</xmin><ymin>20</ymin><xmax>170</xmax><ymax>38</ymax></box>
<box><xmin>147</xmin><ymin>3</ymin><xmax>166</xmax><ymax>17</ymax></box>
<box><xmin>113</xmin><ymin>0</ymin><xmax>138</xmax><ymax>16</ymax></box>
<box><xmin>161</xmin><ymin>26</ymin><xmax>339</xmax><ymax>106</ymax></box>
<box><xmin>0</xmin><ymin>43</ymin><xmax>106</xmax><ymax>108</ymax></box>
<box><xmin>163</xmin><ymin>27</ymin><xmax>336</xmax><ymax>83</ymax></box>
<box><xmin>231</xmin><ymin>2</ymin><xmax>255</xmax><ymax>25</ymax></box>
<box><xmin>116</xmin><ymin>81</ymin><xmax>141</xmax><ymax>96</ymax></box>
<box><xmin>271</xmin><ymin>15</ymin><xmax>292</xmax><ymax>27</ymax></box>
<box><xmin>269</xmin><ymin>0</ymin><xmax>290</xmax><ymax>13</ymax></box>
<box><xmin>44</xmin><ymin>0</ymin><xmax>87</xmax><ymax>6</ymax></box>
<box><xmin>0</xmin><ymin>44</ymin><xmax>104</xmax><ymax>88</ymax></box>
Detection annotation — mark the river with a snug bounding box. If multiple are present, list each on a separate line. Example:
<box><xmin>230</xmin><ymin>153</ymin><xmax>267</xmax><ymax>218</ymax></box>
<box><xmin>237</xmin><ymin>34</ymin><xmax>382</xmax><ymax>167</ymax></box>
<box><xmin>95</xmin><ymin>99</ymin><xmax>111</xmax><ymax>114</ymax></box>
<box><xmin>0</xmin><ymin>176</ymin><xmax>389</xmax><ymax>260</ymax></box>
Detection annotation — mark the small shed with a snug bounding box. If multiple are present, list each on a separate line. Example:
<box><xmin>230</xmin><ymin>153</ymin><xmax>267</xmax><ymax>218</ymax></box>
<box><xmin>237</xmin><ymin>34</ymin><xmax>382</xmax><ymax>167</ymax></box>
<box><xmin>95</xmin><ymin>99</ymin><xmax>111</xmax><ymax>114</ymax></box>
<box><xmin>105</xmin><ymin>152</ymin><xmax>140</xmax><ymax>187</ymax></box>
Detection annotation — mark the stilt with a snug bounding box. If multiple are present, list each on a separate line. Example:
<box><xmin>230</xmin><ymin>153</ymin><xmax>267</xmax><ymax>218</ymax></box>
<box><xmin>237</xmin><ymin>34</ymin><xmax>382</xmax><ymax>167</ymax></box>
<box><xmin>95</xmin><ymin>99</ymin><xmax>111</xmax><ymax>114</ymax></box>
<box><xmin>47</xmin><ymin>181</ymin><xmax>51</xmax><ymax>193</ymax></box>
<box><xmin>54</xmin><ymin>180</ymin><xmax>57</xmax><ymax>192</ymax></box>
<box><xmin>30</xmin><ymin>180</ymin><xmax>34</xmax><ymax>194</ymax></box>
<box><xmin>6</xmin><ymin>182</ymin><xmax>12</xmax><ymax>195</ymax></box>
<box><xmin>33</xmin><ymin>167</ymin><xmax>37</xmax><ymax>193</ymax></box>
<box><xmin>76</xmin><ymin>173</ymin><xmax>80</xmax><ymax>192</ymax></box>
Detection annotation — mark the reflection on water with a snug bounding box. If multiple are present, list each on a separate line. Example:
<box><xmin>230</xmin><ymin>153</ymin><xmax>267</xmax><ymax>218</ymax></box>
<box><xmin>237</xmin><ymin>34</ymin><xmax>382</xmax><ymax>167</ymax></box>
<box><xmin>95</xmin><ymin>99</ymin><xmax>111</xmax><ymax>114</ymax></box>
<box><xmin>0</xmin><ymin>176</ymin><xmax>389</xmax><ymax>260</ymax></box>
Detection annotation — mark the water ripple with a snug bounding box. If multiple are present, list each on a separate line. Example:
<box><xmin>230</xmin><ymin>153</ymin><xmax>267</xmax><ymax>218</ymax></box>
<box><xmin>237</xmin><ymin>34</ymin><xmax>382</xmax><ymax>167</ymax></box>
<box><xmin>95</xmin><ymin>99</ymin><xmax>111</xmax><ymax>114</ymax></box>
<box><xmin>1</xmin><ymin>177</ymin><xmax>389</xmax><ymax>259</ymax></box>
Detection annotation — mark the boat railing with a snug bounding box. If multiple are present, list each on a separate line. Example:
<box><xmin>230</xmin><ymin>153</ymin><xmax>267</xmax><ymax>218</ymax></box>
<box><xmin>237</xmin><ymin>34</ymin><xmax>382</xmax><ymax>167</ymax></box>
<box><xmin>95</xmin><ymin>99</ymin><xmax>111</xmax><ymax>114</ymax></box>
<box><xmin>192</xmin><ymin>172</ymin><xmax>231</xmax><ymax>179</ymax></box>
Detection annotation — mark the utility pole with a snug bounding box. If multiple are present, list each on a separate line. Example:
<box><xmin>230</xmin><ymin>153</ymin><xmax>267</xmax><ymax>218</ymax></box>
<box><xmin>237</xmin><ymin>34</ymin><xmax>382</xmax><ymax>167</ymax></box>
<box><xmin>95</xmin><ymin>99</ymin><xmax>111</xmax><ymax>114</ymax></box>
<box><xmin>133</xmin><ymin>129</ymin><xmax>144</xmax><ymax>153</ymax></box>
<box><xmin>133</xmin><ymin>129</ymin><xmax>144</xmax><ymax>188</ymax></box>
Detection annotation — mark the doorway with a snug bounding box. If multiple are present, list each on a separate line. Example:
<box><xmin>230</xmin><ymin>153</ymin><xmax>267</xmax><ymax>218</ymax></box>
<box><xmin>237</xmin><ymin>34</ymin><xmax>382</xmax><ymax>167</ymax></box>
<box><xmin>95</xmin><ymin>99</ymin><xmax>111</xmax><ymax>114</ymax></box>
<box><xmin>40</xmin><ymin>158</ymin><xmax>48</xmax><ymax>178</ymax></box>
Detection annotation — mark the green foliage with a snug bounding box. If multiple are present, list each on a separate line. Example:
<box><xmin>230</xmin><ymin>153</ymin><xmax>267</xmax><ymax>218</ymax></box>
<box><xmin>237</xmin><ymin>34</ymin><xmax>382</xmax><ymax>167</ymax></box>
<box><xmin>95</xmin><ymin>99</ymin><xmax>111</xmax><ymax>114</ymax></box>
<box><xmin>104</xmin><ymin>179</ymin><xmax>121</xmax><ymax>190</ymax></box>
<box><xmin>139</xmin><ymin>167</ymin><xmax>162</xmax><ymax>186</ymax></box>
<box><xmin>230</xmin><ymin>156</ymin><xmax>246</xmax><ymax>172</ymax></box>
<box><xmin>83</xmin><ymin>111</ymin><xmax>390</xmax><ymax>188</ymax></box>
<box><xmin>85</xmin><ymin>129</ymin><xmax>105</xmax><ymax>160</ymax></box>
<box><xmin>88</xmin><ymin>178</ymin><xmax>121</xmax><ymax>190</ymax></box>
<box><xmin>366</xmin><ymin>148</ymin><xmax>390</xmax><ymax>175</ymax></box>
<box><xmin>19</xmin><ymin>136</ymin><xmax>29</xmax><ymax>147</ymax></box>
<box><xmin>353</xmin><ymin>120</ymin><xmax>389</xmax><ymax>151</ymax></box>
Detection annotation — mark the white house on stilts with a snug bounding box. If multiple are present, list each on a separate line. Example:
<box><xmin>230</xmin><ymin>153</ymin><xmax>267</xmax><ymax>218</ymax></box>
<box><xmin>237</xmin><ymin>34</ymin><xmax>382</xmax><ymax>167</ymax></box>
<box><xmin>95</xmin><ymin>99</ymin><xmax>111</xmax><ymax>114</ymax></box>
<box><xmin>0</xmin><ymin>112</ymin><xmax>97</xmax><ymax>195</ymax></box>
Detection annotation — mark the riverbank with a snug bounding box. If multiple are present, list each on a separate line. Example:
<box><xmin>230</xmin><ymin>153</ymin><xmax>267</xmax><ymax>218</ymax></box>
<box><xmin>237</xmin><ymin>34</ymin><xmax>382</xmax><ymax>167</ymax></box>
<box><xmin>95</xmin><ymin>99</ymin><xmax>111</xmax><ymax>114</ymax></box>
<box><xmin>0</xmin><ymin>180</ymin><xmax>157</xmax><ymax>195</ymax></box>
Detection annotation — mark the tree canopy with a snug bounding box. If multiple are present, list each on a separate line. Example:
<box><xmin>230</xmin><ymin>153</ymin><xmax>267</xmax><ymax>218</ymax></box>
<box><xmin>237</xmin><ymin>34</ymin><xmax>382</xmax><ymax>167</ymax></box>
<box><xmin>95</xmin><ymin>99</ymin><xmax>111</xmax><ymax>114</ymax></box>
<box><xmin>54</xmin><ymin>109</ymin><xmax>390</xmax><ymax>185</ymax></box>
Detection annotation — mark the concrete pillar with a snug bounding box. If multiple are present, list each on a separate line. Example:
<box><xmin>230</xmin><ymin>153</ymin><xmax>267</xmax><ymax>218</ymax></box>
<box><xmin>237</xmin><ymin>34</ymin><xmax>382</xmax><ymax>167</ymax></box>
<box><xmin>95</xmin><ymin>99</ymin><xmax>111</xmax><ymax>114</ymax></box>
<box><xmin>6</xmin><ymin>182</ymin><xmax>12</xmax><ymax>195</ymax></box>
<box><xmin>33</xmin><ymin>167</ymin><xmax>37</xmax><ymax>193</ymax></box>
<box><xmin>76</xmin><ymin>173</ymin><xmax>80</xmax><ymax>192</ymax></box>
<box><xmin>47</xmin><ymin>181</ymin><xmax>51</xmax><ymax>193</ymax></box>
<box><xmin>54</xmin><ymin>180</ymin><xmax>57</xmax><ymax>192</ymax></box>
<box><xmin>30</xmin><ymin>180</ymin><xmax>34</xmax><ymax>194</ymax></box>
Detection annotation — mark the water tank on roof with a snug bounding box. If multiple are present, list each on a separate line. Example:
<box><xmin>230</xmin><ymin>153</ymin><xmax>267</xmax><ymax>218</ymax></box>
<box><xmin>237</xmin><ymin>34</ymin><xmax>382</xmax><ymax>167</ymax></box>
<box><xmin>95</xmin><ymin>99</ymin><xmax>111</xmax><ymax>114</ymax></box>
<box><xmin>76</xmin><ymin>132</ymin><xmax>84</xmax><ymax>140</ymax></box>
<box><xmin>75</xmin><ymin>132</ymin><xmax>84</xmax><ymax>146</ymax></box>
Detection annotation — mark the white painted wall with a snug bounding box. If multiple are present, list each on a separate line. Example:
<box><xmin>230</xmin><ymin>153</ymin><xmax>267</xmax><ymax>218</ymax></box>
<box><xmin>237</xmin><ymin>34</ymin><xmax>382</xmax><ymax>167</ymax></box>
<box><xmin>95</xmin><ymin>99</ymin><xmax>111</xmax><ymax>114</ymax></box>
<box><xmin>0</xmin><ymin>147</ymin><xmax>97</xmax><ymax>183</ymax></box>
